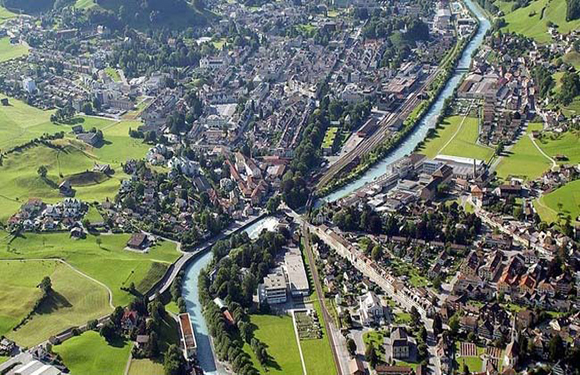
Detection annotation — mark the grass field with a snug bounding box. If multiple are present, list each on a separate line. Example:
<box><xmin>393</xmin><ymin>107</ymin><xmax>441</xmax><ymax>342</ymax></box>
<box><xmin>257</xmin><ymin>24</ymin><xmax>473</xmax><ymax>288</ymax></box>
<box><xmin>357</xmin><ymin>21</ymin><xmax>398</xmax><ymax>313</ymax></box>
<box><xmin>0</xmin><ymin>114</ymin><xmax>149</xmax><ymax>222</ymax></box>
<box><xmin>536</xmin><ymin>130</ymin><xmax>580</xmax><ymax>164</ymax></box>
<box><xmin>53</xmin><ymin>331</ymin><xmax>131</xmax><ymax>375</ymax></box>
<box><xmin>417</xmin><ymin>116</ymin><xmax>494</xmax><ymax>162</ymax></box>
<box><xmin>0</xmin><ymin>37</ymin><xmax>28</xmax><ymax>62</ymax></box>
<box><xmin>243</xmin><ymin>314</ymin><xmax>303</xmax><ymax>375</ymax></box>
<box><xmin>535</xmin><ymin>179</ymin><xmax>580</xmax><ymax>224</ymax></box>
<box><xmin>0</xmin><ymin>98</ymin><xmax>56</xmax><ymax>151</ymax></box>
<box><xmin>3</xmin><ymin>260</ymin><xmax>111</xmax><ymax>347</ymax></box>
<box><xmin>363</xmin><ymin>330</ymin><xmax>386</xmax><ymax>361</ymax></box>
<box><xmin>0</xmin><ymin>232</ymin><xmax>179</xmax><ymax>306</ymax></box>
<box><xmin>500</xmin><ymin>0</ymin><xmax>580</xmax><ymax>43</ymax></box>
<box><xmin>0</xmin><ymin>5</ymin><xmax>16</xmax><ymax>23</ymax></box>
<box><xmin>563</xmin><ymin>51</ymin><xmax>580</xmax><ymax>69</ymax></box>
<box><xmin>495</xmin><ymin>123</ymin><xmax>551</xmax><ymax>181</ymax></box>
<box><xmin>104</xmin><ymin>67</ymin><xmax>121</xmax><ymax>82</ymax></box>
<box><xmin>128</xmin><ymin>359</ymin><xmax>164</xmax><ymax>375</ymax></box>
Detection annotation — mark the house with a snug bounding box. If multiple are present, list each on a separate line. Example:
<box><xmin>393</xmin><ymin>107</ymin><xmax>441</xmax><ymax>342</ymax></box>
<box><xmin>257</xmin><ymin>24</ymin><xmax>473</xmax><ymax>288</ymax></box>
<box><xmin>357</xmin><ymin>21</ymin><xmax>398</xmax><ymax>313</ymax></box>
<box><xmin>390</xmin><ymin>327</ymin><xmax>410</xmax><ymax>359</ymax></box>
<box><xmin>503</xmin><ymin>340</ymin><xmax>519</xmax><ymax>368</ymax></box>
<box><xmin>127</xmin><ymin>233</ymin><xmax>148</xmax><ymax>250</ymax></box>
<box><xmin>135</xmin><ymin>335</ymin><xmax>149</xmax><ymax>349</ymax></box>
<box><xmin>258</xmin><ymin>271</ymin><xmax>287</xmax><ymax>305</ymax></box>
<box><xmin>348</xmin><ymin>358</ymin><xmax>365</xmax><ymax>375</ymax></box>
<box><xmin>59</xmin><ymin>180</ymin><xmax>73</xmax><ymax>196</ymax></box>
<box><xmin>376</xmin><ymin>365</ymin><xmax>413</xmax><ymax>375</ymax></box>
<box><xmin>70</xmin><ymin>227</ymin><xmax>85</xmax><ymax>239</ymax></box>
<box><xmin>359</xmin><ymin>291</ymin><xmax>387</xmax><ymax>326</ymax></box>
<box><xmin>121</xmin><ymin>310</ymin><xmax>138</xmax><ymax>331</ymax></box>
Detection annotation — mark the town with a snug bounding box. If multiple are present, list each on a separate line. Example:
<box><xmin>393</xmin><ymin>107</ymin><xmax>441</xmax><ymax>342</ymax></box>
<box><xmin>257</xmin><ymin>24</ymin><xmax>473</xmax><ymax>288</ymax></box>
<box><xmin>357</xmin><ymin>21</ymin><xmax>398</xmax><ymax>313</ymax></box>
<box><xmin>0</xmin><ymin>0</ymin><xmax>579</xmax><ymax>375</ymax></box>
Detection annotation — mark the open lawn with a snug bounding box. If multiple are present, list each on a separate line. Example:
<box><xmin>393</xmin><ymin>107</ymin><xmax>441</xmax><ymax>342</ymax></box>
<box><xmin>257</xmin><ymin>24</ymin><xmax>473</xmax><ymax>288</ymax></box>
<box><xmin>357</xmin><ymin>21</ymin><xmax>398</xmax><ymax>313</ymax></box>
<box><xmin>104</xmin><ymin>67</ymin><xmax>121</xmax><ymax>82</ymax></box>
<box><xmin>495</xmin><ymin>123</ymin><xmax>551</xmax><ymax>181</ymax></box>
<box><xmin>128</xmin><ymin>359</ymin><xmax>164</xmax><ymax>375</ymax></box>
<box><xmin>563</xmin><ymin>51</ymin><xmax>580</xmax><ymax>70</ymax></box>
<box><xmin>53</xmin><ymin>331</ymin><xmax>131</xmax><ymax>375</ymax></box>
<box><xmin>535</xmin><ymin>179</ymin><xmax>580</xmax><ymax>224</ymax></box>
<box><xmin>0</xmin><ymin>232</ymin><xmax>180</xmax><ymax>306</ymax></box>
<box><xmin>500</xmin><ymin>0</ymin><xmax>580</xmax><ymax>43</ymax></box>
<box><xmin>363</xmin><ymin>330</ymin><xmax>386</xmax><ymax>361</ymax></box>
<box><xmin>5</xmin><ymin>260</ymin><xmax>111</xmax><ymax>347</ymax></box>
<box><xmin>243</xmin><ymin>314</ymin><xmax>303</xmax><ymax>375</ymax></box>
<box><xmin>0</xmin><ymin>98</ymin><xmax>55</xmax><ymax>151</ymax></box>
<box><xmin>0</xmin><ymin>6</ymin><xmax>16</xmax><ymax>23</ymax></box>
<box><xmin>536</xmin><ymin>130</ymin><xmax>580</xmax><ymax>165</ymax></box>
<box><xmin>417</xmin><ymin>116</ymin><xmax>494</xmax><ymax>162</ymax></box>
<box><xmin>0</xmin><ymin>117</ymin><xmax>150</xmax><ymax>222</ymax></box>
<box><xmin>0</xmin><ymin>37</ymin><xmax>28</xmax><ymax>62</ymax></box>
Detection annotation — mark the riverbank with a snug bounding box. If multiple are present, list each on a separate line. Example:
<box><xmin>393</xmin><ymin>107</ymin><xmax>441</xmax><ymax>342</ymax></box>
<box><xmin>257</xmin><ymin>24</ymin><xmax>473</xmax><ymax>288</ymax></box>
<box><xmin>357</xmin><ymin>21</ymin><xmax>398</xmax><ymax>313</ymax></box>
<box><xmin>321</xmin><ymin>0</ymin><xmax>491</xmax><ymax>202</ymax></box>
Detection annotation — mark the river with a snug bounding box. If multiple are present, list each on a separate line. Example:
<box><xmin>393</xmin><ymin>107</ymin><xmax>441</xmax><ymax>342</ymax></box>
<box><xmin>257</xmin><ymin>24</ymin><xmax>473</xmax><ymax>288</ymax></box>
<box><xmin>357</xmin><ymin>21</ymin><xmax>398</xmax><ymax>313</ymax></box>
<box><xmin>323</xmin><ymin>0</ymin><xmax>491</xmax><ymax>202</ymax></box>
<box><xmin>181</xmin><ymin>0</ymin><xmax>489</xmax><ymax>372</ymax></box>
<box><xmin>181</xmin><ymin>216</ymin><xmax>280</xmax><ymax>375</ymax></box>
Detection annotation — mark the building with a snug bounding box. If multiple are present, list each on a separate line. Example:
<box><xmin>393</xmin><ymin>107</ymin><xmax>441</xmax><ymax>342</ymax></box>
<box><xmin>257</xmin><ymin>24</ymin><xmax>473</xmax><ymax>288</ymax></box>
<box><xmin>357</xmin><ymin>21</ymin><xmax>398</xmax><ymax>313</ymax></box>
<box><xmin>390</xmin><ymin>327</ymin><xmax>410</xmax><ymax>359</ymax></box>
<box><xmin>259</xmin><ymin>271</ymin><xmax>287</xmax><ymax>305</ymax></box>
<box><xmin>11</xmin><ymin>360</ymin><xmax>63</xmax><ymax>375</ymax></box>
<box><xmin>178</xmin><ymin>313</ymin><xmax>197</xmax><ymax>360</ymax></box>
<box><xmin>127</xmin><ymin>233</ymin><xmax>148</xmax><ymax>250</ymax></box>
<box><xmin>22</xmin><ymin>77</ymin><xmax>36</xmax><ymax>93</ymax></box>
<box><xmin>284</xmin><ymin>247</ymin><xmax>309</xmax><ymax>297</ymax></box>
<box><xmin>359</xmin><ymin>291</ymin><xmax>387</xmax><ymax>326</ymax></box>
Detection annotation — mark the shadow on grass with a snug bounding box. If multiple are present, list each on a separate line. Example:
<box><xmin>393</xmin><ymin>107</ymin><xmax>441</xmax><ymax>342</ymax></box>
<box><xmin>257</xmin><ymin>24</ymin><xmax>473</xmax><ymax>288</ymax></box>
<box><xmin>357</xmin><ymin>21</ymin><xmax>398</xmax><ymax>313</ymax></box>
<box><xmin>37</xmin><ymin>291</ymin><xmax>73</xmax><ymax>314</ymax></box>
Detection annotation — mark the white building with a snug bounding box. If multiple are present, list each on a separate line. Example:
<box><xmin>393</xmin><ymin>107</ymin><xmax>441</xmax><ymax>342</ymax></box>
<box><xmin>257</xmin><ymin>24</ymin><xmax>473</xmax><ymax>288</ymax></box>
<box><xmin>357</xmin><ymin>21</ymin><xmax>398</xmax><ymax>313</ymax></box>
<box><xmin>284</xmin><ymin>247</ymin><xmax>309</xmax><ymax>297</ymax></box>
<box><xmin>22</xmin><ymin>77</ymin><xmax>36</xmax><ymax>93</ymax></box>
<box><xmin>359</xmin><ymin>291</ymin><xmax>387</xmax><ymax>326</ymax></box>
<box><xmin>259</xmin><ymin>271</ymin><xmax>287</xmax><ymax>305</ymax></box>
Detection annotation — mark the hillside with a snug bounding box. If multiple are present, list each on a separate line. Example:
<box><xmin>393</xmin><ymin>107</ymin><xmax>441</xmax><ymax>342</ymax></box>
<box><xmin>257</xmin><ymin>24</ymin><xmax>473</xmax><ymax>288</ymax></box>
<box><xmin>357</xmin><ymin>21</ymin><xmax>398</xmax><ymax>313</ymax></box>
<box><xmin>0</xmin><ymin>0</ymin><xmax>58</xmax><ymax>14</ymax></box>
<box><xmin>497</xmin><ymin>0</ymin><xmax>580</xmax><ymax>43</ymax></box>
<box><xmin>76</xmin><ymin>0</ymin><xmax>210</xmax><ymax>30</ymax></box>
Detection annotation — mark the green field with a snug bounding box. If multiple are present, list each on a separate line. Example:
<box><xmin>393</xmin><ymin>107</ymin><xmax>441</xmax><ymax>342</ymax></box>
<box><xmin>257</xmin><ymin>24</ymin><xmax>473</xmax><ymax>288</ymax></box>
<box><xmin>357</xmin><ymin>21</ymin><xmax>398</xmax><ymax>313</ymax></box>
<box><xmin>0</xmin><ymin>115</ymin><xmax>149</xmax><ymax>222</ymax></box>
<box><xmin>104</xmin><ymin>67</ymin><xmax>121</xmax><ymax>82</ymax></box>
<box><xmin>322</xmin><ymin>127</ymin><xmax>339</xmax><ymax>149</ymax></box>
<box><xmin>0</xmin><ymin>37</ymin><xmax>28</xmax><ymax>62</ymax></box>
<box><xmin>499</xmin><ymin>0</ymin><xmax>580</xmax><ymax>43</ymax></box>
<box><xmin>495</xmin><ymin>123</ymin><xmax>551</xmax><ymax>181</ymax></box>
<box><xmin>3</xmin><ymin>260</ymin><xmax>111</xmax><ymax>347</ymax></box>
<box><xmin>417</xmin><ymin>116</ymin><xmax>494</xmax><ymax>162</ymax></box>
<box><xmin>455</xmin><ymin>342</ymin><xmax>485</xmax><ymax>373</ymax></box>
<box><xmin>0</xmin><ymin>98</ymin><xmax>56</xmax><ymax>151</ymax></box>
<box><xmin>0</xmin><ymin>232</ymin><xmax>179</xmax><ymax>306</ymax></box>
<box><xmin>54</xmin><ymin>331</ymin><xmax>132</xmax><ymax>375</ymax></box>
<box><xmin>363</xmin><ymin>330</ymin><xmax>386</xmax><ymax>361</ymax></box>
<box><xmin>0</xmin><ymin>5</ymin><xmax>16</xmax><ymax>23</ymax></box>
<box><xmin>128</xmin><ymin>359</ymin><xmax>164</xmax><ymax>375</ymax></box>
<box><xmin>535</xmin><ymin>179</ymin><xmax>580</xmax><ymax>223</ymax></box>
<box><xmin>563</xmin><ymin>51</ymin><xmax>580</xmax><ymax>69</ymax></box>
<box><xmin>243</xmin><ymin>314</ymin><xmax>303</xmax><ymax>375</ymax></box>
<box><xmin>536</xmin><ymin>130</ymin><xmax>580</xmax><ymax>164</ymax></box>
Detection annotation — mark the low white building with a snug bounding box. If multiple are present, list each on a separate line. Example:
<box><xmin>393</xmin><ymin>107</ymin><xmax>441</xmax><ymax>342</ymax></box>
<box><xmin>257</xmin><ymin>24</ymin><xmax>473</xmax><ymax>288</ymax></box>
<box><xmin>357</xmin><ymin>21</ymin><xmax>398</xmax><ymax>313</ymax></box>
<box><xmin>259</xmin><ymin>271</ymin><xmax>287</xmax><ymax>305</ymax></box>
<box><xmin>359</xmin><ymin>291</ymin><xmax>387</xmax><ymax>326</ymax></box>
<box><xmin>22</xmin><ymin>77</ymin><xmax>36</xmax><ymax>93</ymax></box>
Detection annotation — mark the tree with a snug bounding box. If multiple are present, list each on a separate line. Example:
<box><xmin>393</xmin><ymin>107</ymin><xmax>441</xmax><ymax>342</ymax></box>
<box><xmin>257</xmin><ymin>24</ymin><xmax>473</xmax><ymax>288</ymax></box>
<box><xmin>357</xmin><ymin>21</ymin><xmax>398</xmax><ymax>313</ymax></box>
<box><xmin>433</xmin><ymin>314</ymin><xmax>443</xmax><ymax>337</ymax></box>
<box><xmin>410</xmin><ymin>306</ymin><xmax>421</xmax><ymax>327</ymax></box>
<box><xmin>365</xmin><ymin>344</ymin><xmax>378</xmax><ymax>368</ymax></box>
<box><xmin>347</xmin><ymin>338</ymin><xmax>357</xmax><ymax>356</ymax></box>
<box><xmin>449</xmin><ymin>314</ymin><xmax>460</xmax><ymax>338</ymax></box>
<box><xmin>371</xmin><ymin>244</ymin><xmax>383</xmax><ymax>262</ymax></box>
<box><xmin>40</xmin><ymin>276</ymin><xmax>52</xmax><ymax>294</ymax></box>
<box><xmin>548</xmin><ymin>334</ymin><xmax>564</xmax><ymax>362</ymax></box>
<box><xmin>111</xmin><ymin>306</ymin><xmax>124</xmax><ymax>327</ymax></box>
<box><xmin>164</xmin><ymin>344</ymin><xmax>186</xmax><ymax>375</ymax></box>
<box><xmin>99</xmin><ymin>321</ymin><xmax>116</xmax><ymax>342</ymax></box>
<box><xmin>148</xmin><ymin>331</ymin><xmax>160</xmax><ymax>358</ymax></box>
<box><xmin>87</xmin><ymin>319</ymin><xmax>98</xmax><ymax>330</ymax></box>
<box><xmin>96</xmin><ymin>237</ymin><xmax>102</xmax><ymax>248</ymax></box>
<box><xmin>37</xmin><ymin>165</ymin><xmax>48</xmax><ymax>179</ymax></box>
<box><xmin>266</xmin><ymin>195</ymin><xmax>281</xmax><ymax>214</ymax></box>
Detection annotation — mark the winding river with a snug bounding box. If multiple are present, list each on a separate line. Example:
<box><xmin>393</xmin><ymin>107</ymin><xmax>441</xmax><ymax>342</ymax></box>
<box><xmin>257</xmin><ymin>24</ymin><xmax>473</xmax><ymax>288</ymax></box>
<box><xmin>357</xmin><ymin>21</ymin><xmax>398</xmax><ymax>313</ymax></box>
<box><xmin>182</xmin><ymin>0</ymin><xmax>490</xmax><ymax>373</ymax></box>
<box><xmin>324</xmin><ymin>0</ymin><xmax>491</xmax><ymax>202</ymax></box>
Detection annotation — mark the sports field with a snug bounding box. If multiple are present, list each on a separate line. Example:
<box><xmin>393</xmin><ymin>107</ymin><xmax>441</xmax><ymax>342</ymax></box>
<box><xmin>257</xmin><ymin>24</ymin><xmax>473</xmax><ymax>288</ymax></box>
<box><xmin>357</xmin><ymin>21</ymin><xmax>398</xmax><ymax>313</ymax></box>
<box><xmin>243</xmin><ymin>314</ymin><xmax>303</xmax><ymax>375</ymax></box>
<box><xmin>2</xmin><ymin>260</ymin><xmax>111</xmax><ymax>347</ymax></box>
<box><xmin>500</xmin><ymin>0</ymin><xmax>580</xmax><ymax>44</ymax></box>
<box><xmin>0</xmin><ymin>232</ymin><xmax>180</xmax><ymax>306</ymax></box>
<box><xmin>53</xmin><ymin>331</ymin><xmax>132</xmax><ymax>375</ymax></box>
<box><xmin>495</xmin><ymin>123</ymin><xmax>552</xmax><ymax>181</ymax></box>
<box><xmin>0</xmin><ymin>37</ymin><xmax>28</xmax><ymax>62</ymax></box>
<box><xmin>417</xmin><ymin>116</ymin><xmax>494</xmax><ymax>162</ymax></box>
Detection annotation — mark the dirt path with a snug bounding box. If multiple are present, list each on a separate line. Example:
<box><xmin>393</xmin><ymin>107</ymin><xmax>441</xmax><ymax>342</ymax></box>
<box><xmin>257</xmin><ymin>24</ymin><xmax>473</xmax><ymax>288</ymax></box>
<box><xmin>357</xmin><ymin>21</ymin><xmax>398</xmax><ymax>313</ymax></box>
<box><xmin>528</xmin><ymin>133</ymin><xmax>557</xmax><ymax>168</ymax></box>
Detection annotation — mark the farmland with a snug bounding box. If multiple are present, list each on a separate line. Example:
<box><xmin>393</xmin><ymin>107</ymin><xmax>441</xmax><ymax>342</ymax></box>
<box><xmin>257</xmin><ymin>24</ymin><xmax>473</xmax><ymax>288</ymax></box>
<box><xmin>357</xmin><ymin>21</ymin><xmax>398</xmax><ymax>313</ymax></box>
<box><xmin>495</xmin><ymin>123</ymin><xmax>552</xmax><ymax>181</ymax></box>
<box><xmin>417</xmin><ymin>116</ymin><xmax>495</xmax><ymax>162</ymax></box>
<box><xmin>0</xmin><ymin>231</ymin><xmax>180</xmax><ymax>306</ymax></box>
<box><xmin>0</xmin><ymin>37</ymin><xmax>28</xmax><ymax>63</ymax></box>
<box><xmin>535</xmin><ymin>179</ymin><xmax>580</xmax><ymax>224</ymax></box>
<box><xmin>536</xmin><ymin>130</ymin><xmax>580</xmax><ymax>165</ymax></box>
<box><xmin>499</xmin><ymin>0</ymin><xmax>580</xmax><ymax>44</ymax></box>
<box><xmin>53</xmin><ymin>331</ymin><xmax>132</xmax><ymax>375</ymax></box>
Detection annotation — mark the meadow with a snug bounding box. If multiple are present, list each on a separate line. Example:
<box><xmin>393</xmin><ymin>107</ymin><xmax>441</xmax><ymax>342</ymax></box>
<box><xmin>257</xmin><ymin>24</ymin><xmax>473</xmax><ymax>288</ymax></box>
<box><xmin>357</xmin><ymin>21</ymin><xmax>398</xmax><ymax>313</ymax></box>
<box><xmin>0</xmin><ymin>6</ymin><xmax>16</xmax><ymax>23</ymax></box>
<box><xmin>0</xmin><ymin>232</ymin><xmax>180</xmax><ymax>306</ymax></box>
<box><xmin>495</xmin><ymin>123</ymin><xmax>552</xmax><ymax>181</ymax></box>
<box><xmin>243</xmin><ymin>314</ymin><xmax>303</xmax><ymax>375</ymax></box>
<box><xmin>53</xmin><ymin>331</ymin><xmax>132</xmax><ymax>375</ymax></box>
<box><xmin>416</xmin><ymin>116</ymin><xmax>495</xmax><ymax>162</ymax></box>
<box><xmin>535</xmin><ymin>179</ymin><xmax>580</xmax><ymax>224</ymax></box>
<box><xmin>499</xmin><ymin>0</ymin><xmax>580</xmax><ymax>44</ymax></box>
<box><xmin>536</xmin><ymin>130</ymin><xmax>580</xmax><ymax>165</ymax></box>
<box><xmin>2</xmin><ymin>260</ymin><xmax>111</xmax><ymax>347</ymax></box>
<box><xmin>0</xmin><ymin>37</ymin><xmax>28</xmax><ymax>62</ymax></box>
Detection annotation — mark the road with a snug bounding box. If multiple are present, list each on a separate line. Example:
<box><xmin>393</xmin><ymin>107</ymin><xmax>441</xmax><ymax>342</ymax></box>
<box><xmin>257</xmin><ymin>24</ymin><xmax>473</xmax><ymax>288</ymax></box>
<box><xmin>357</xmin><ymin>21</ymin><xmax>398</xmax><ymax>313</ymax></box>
<box><xmin>302</xmin><ymin>225</ymin><xmax>346</xmax><ymax>375</ymax></box>
<box><xmin>287</xmin><ymin>209</ymin><xmax>441</xmax><ymax>375</ymax></box>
